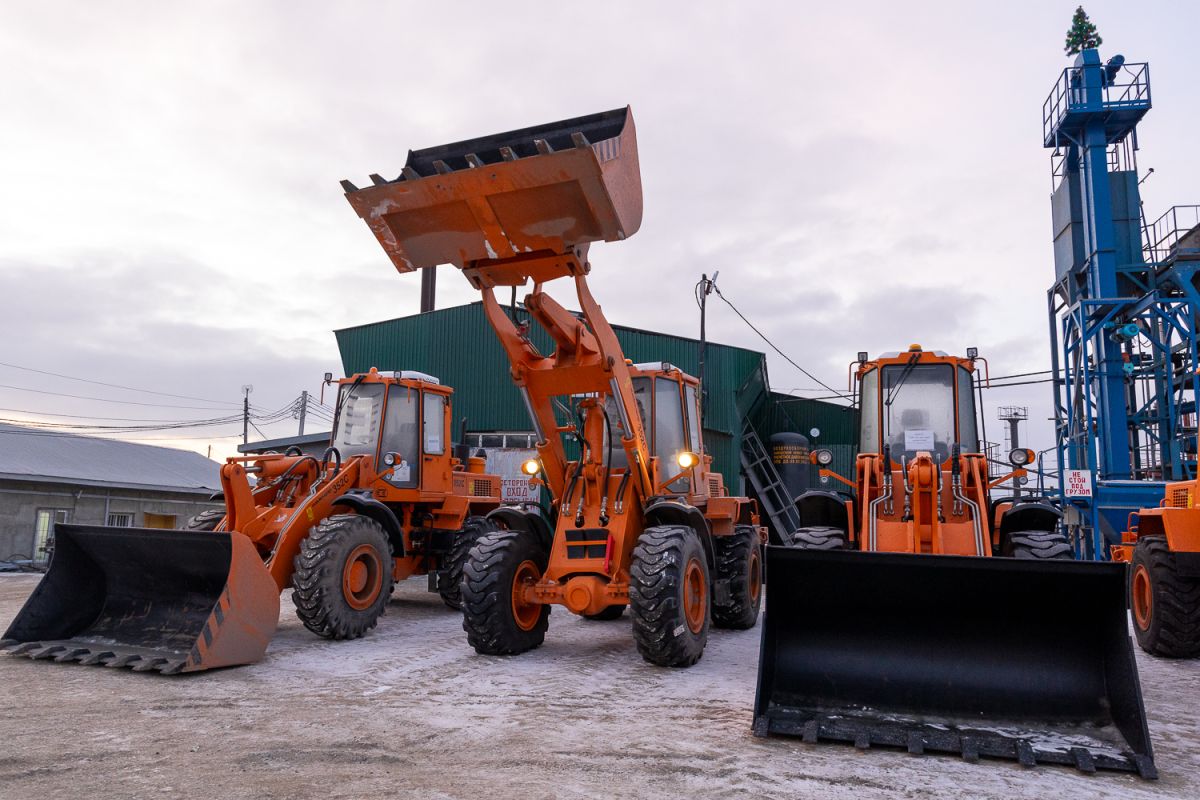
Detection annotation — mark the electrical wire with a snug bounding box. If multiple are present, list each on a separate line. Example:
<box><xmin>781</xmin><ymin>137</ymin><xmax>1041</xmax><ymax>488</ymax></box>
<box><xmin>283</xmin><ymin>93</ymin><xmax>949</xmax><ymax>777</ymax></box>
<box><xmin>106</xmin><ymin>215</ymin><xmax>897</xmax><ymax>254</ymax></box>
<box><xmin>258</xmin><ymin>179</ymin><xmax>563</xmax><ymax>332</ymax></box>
<box><xmin>0</xmin><ymin>382</ymin><xmax>252</xmax><ymax>410</ymax></box>
<box><xmin>707</xmin><ymin>283</ymin><xmax>852</xmax><ymax>401</ymax></box>
<box><xmin>0</xmin><ymin>360</ymin><xmax>242</xmax><ymax>406</ymax></box>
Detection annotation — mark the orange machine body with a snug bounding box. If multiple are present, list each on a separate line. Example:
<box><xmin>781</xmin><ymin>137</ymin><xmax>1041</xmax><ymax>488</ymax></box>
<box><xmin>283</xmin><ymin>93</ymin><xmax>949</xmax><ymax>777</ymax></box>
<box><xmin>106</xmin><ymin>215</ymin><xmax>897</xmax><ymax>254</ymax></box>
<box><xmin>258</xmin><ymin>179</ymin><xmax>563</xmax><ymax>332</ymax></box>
<box><xmin>342</xmin><ymin>107</ymin><xmax>764</xmax><ymax>621</ymax></box>
<box><xmin>1113</xmin><ymin>481</ymin><xmax>1200</xmax><ymax>564</ymax></box>
<box><xmin>816</xmin><ymin>346</ymin><xmax>1041</xmax><ymax>556</ymax></box>
<box><xmin>217</xmin><ymin>369</ymin><xmax>500</xmax><ymax>591</ymax></box>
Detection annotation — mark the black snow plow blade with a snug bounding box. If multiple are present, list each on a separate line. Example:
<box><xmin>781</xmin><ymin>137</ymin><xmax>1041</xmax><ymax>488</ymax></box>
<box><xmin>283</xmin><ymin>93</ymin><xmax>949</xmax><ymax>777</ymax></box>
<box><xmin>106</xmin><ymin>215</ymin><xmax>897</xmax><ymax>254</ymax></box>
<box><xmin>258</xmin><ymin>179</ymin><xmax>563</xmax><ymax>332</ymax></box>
<box><xmin>753</xmin><ymin>548</ymin><xmax>1156</xmax><ymax>778</ymax></box>
<box><xmin>1</xmin><ymin>524</ymin><xmax>278</xmax><ymax>674</ymax></box>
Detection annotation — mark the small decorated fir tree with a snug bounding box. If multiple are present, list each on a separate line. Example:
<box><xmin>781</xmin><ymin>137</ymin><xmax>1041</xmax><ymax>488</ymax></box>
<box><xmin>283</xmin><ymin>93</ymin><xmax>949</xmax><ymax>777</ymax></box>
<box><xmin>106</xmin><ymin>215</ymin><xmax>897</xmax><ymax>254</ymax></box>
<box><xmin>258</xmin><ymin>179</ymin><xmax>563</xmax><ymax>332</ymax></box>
<box><xmin>1064</xmin><ymin>6</ymin><xmax>1103</xmax><ymax>56</ymax></box>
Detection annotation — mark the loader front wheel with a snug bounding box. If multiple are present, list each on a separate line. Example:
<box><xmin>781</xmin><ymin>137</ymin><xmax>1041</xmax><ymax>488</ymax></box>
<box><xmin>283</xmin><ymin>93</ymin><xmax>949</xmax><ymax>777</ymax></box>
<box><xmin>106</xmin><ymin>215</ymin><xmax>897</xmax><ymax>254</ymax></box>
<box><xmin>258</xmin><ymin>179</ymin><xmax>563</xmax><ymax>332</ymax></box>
<box><xmin>292</xmin><ymin>514</ymin><xmax>394</xmax><ymax>640</ymax></box>
<box><xmin>461</xmin><ymin>530</ymin><xmax>550</xmax><ymax>655</ymax></box>
<box><xmin>630</xmin><ymin>525</ymin><xmax>709</xmax><ymax>668</ymax></box>
<box><xmin>1002</xmin><ymin>529</ymin><xmax>1073</xmax><ymax>560</ymax></box>
<box><xmin>1130</xmin><ymin>536</ymin><xmax>1200</xmax><ymax>658</ymax></box>
<box><xmin>440</xmin><ymin>516</ymin><xmax>499</xmax><ymax>610</ymax></box>
<box><xmin>712</xmin><ymin>525</ymin><xmax>763</xmax><ymax>629</ymax></box>
<box><xmin>185</xmin><ymin>508</ymin><xmax>226</xmax><ymax>531</ymax></box>
<box><xmin>790</xmin><ymin>525</ymin><xmax>847</xmax><ymax>550</ymax></box>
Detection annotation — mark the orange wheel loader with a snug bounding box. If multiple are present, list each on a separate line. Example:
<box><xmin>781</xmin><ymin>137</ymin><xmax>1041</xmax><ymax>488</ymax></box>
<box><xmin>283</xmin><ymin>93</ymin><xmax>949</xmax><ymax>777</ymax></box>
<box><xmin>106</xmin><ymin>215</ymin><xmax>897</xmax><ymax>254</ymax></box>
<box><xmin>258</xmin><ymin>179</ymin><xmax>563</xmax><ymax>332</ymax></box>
<box><xmin>342</xmin><ymin>108</ymin><xmax>767</xmax><ymax>667</ymax></box>
<box><xmin>1</xmin><ymin>370</ymin><xmax>501</xmax><ymax>674</ymax></box>
<box><xmin>753</xmin><ymin>346</ymin><xmax>1155</xmax><ymax>777</ymax></box>
<box><xmin>1113</xmin><ymin>484</ymin><xmax>1200</xmax><ymax>658</ymax></box>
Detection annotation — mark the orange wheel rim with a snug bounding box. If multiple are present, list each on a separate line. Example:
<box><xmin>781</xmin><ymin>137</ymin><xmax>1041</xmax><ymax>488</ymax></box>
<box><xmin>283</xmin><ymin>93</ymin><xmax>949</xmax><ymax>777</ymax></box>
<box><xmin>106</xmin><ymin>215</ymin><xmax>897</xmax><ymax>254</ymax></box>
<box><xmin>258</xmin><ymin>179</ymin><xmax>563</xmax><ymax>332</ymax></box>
<box><xmin>511</xmin><ymin>560</ymin><xmax>542</xmax><ymax>632</ymax></box>
<box><xmin>1132</xmin><ymin>564</ymin><xmax>1153</xmax><ymax>630</ymax></box>
<box><xmin>342</xmin><ymin>543</ymin><xmax>383</xmax><ymax>610</ymax></box>
<box><xmin>748</xmin><ymin>547</ymin><xmax>762</xmax><ymax>605</ymax></box>
<box><xmin>683</xmin><ymin>558</ymin><xmax>707</xmax><ymax>634</ymax></box>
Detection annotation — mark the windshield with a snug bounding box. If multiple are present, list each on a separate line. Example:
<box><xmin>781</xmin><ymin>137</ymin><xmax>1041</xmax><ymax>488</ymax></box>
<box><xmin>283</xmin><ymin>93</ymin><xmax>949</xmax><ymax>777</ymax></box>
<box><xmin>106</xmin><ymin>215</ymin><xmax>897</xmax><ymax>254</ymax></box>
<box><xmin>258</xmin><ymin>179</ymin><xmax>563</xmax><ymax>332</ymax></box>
<box><xmin>655</xmin><ymin>377</ymin><xmax>689</xmax><ymax>491</ymax></box>
<box><xmin>332</xmin><ymin>383</ymin><xmax>384</xmax><ymax>458</ymax></box>
<box><xmin>601</xmin><ymin>377</ymin><xmax>650</xmax><ymax>470</ymax></box>
<box><xmin>879</xmin><ymin>364</ymin><xmax>958</xmax><ymax>461</ymax></box>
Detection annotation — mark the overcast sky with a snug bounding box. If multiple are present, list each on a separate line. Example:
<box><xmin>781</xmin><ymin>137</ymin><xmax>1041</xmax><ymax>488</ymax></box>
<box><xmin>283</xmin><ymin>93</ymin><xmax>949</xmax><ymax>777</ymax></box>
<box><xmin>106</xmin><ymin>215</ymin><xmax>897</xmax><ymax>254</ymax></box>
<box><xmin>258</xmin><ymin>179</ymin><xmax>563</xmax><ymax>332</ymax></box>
<box><xmin>2</xmin><ymin>1</ymin><xmax>1198</xmax><ymax>462</ymax></box>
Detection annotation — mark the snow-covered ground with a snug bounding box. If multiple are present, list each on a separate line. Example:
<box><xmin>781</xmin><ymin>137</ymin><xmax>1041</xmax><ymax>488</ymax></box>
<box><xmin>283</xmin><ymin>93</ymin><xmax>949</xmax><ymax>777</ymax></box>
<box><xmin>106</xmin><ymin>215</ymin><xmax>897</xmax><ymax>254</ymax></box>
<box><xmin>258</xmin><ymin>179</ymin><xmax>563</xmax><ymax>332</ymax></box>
<box><xmin>1</xmin><ymin>574</ymin><xmax>1197</xmax><ymax>799</ymax></box>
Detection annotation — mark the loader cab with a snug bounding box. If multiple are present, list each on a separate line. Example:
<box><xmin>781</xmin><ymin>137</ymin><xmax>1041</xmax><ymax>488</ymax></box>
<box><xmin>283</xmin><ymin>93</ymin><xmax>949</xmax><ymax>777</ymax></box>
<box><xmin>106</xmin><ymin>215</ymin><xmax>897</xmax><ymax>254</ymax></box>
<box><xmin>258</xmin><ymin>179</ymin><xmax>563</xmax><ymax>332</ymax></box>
<box><xmin>858</xmin><ymin>346</ymin><xmax>979</xmax><ymax>463</ymax></box>
<box><xmin>330</xmin><ymin>369</ymin><xmax>449</xmax><ymax>489</ymax></box>
<box><xmin>600</xmin><ymin>363</ymin><xmax>703</xmax><ymax>493</ymax></box>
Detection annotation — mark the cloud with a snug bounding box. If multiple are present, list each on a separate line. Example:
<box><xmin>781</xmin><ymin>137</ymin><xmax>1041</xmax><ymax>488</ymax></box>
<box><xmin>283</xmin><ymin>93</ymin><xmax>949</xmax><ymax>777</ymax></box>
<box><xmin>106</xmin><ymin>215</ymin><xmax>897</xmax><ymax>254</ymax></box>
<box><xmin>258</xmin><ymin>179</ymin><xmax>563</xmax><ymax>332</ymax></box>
<box><xmin>1</xmin><ymin>0</ymin><xmax>1196</xmax><ymax>464</ymax></box>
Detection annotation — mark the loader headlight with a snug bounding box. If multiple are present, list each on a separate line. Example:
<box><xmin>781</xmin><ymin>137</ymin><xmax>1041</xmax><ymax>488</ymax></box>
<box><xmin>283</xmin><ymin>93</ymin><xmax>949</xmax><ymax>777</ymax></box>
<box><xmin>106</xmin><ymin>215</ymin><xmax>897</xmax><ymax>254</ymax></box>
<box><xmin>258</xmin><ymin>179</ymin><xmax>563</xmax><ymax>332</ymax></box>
<box><xmin>521</xmin><ymin>458</ymin><xmax>541</xmax><ymax>476</ymax></box>
<box><xmin>677</xmin><ymin>451</ymin><xmax>700</xmax><ymax>469</ymax></box>
<box><xmin>1008</xmin><ymin>447</ymin><xmax>1033</xmax><ymax>467</ymax></box>
<box><xmin>383</xmin><ymin>452</ymin><xmax>398</xmax><ymax>467</ymax></box>
<box><xmin>813</xmin><ymin>448</ymin><xmax>834</xmax><ymax>466</ymax></box>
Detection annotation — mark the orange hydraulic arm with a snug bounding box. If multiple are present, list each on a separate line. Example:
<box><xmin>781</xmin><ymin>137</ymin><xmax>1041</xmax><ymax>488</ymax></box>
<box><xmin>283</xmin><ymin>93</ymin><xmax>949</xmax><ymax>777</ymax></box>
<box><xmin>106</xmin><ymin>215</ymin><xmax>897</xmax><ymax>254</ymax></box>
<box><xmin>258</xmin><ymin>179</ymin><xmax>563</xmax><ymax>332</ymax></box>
<box><xmin>477</xmin><ymin>265</ymin><xmax>654</xmax><ymax>502</ymax></box>
<box><xmin>221</xmin><ymin>455</ymin><xmax>364</xmax><ymax>590</ymax></box>
<box><xmin>341</xmin><ymin>107</ymin><xmax>653</xmax><ymax>503</ymax></box>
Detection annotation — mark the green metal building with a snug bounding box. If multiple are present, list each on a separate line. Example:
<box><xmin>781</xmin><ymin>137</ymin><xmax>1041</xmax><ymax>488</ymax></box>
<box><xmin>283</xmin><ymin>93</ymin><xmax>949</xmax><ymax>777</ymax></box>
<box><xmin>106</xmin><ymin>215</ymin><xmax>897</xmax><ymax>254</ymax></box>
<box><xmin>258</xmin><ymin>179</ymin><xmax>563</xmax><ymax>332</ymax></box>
<box><xmin>334</xmin><ymin>302</ymin><xmax>857</xmax><ymax>491</ymax></box>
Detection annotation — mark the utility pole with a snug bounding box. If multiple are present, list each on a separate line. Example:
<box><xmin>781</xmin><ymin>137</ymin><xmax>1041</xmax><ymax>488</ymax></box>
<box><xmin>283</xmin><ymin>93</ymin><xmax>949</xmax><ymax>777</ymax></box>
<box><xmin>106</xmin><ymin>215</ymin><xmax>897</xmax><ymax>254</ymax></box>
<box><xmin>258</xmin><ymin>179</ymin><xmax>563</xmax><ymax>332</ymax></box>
<box><xmin>298</xmin><ymin>390</ymin><xmax>308</xmax><ymax>435</ymax></box>
<box><xmin>697</xmin><ymin>271</ymin><xmax>719</xmax><ymax>422</ymax></box>
<box><xmin>998</xmin><ymin>406</ymin><xmax>1028</xmax><ymax>498</ymax></box>
<box><xmin>241</xmin><ymin>384</ymin><xmax>253</xmax><ymax>446</ymax></box>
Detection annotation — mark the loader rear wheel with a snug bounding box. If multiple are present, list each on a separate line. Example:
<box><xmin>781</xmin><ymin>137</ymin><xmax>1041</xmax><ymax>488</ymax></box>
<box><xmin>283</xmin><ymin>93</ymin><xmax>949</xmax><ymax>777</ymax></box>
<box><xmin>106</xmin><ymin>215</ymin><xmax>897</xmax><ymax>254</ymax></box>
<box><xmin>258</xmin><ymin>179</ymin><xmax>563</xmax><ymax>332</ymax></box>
<box><xmin>291</xmin><ymin>514</ymin><xmax>394</xmax><ymax>640</ymax></box>
<box><xmin>461</xmin><ymin>529</ymin><xmax>550</xmax><ymax>655</ymax></box>
<box><xmin>185</xmin><ymin>509</ymin><xmax>226</xmax><ymax>532</ymax></box>
<box><xmin>1002</xmin><ymin>529</ymin><xmax>1073</xmax><ymax>560</ymax></box>
<box><xmin>440</xmin><ymin>516</ymin><xmax>499</xmax><ymax>610</ymax></box>
<box><xmin>583</xmin><ymin>604</ymin><xmax>627</xmax><ymax>621</ymax></box>
<box><xmin>790</xmin><ymin>525</ymin><xmax>847</xmax><ymax>550</ymax></box>
<box><xmin>712</xmin><ymin>525</ymin><xmax>763</xmax><ymax>630</ymax></box>
<box><xmin>1130</xmin><ymin>536</ymin><xmax>1200</xmax><ymax>658</ymax></box>
<box><xmin>630</xmin><ymin>525</ymin><xmax>709</xmax><ymax>668</ymax></box>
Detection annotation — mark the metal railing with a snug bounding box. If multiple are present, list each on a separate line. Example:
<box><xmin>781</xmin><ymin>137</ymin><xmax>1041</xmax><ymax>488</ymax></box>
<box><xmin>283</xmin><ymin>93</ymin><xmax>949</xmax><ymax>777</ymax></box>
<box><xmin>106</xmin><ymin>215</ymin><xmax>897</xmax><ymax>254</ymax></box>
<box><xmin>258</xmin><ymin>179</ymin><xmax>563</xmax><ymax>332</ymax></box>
<box><xmin>1043</xmin><ymin>61</ymin><xmax>1150</xmax><ymax>143</ymax></box>
<box><xmin>1143</xmin><ymin>205</ymin><xmax>1200</xmax><ymax>264</ymax></box>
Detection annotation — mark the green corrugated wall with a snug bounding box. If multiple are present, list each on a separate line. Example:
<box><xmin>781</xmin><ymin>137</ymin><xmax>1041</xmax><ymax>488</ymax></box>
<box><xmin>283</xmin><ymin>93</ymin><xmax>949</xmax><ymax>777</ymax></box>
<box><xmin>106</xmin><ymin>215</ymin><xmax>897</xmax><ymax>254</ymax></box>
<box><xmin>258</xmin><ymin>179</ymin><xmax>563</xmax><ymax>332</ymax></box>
<box><xmin>334</xmin><ymin>302</ymin><xmax>854</xmax><ymax>488</ymax></box>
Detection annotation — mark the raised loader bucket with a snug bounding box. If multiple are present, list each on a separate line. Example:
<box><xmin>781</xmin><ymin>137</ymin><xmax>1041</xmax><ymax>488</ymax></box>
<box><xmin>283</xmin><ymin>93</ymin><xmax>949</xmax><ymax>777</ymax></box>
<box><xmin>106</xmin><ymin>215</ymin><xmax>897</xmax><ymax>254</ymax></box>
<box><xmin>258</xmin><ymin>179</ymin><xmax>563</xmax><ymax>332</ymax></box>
<box><xmin>754</xmin><ymin>548</ymin><xmax>1156</xmax><ymax>778</ymax></box>
<box><xmin>342</xmin><ymin>107</ymin><xmax>642</xmax><ymax>276</ymax></box>
<box><xmin>1</xmin><ymin>524</ymin><xmax>279</xmax><ymax>674</ymax></box>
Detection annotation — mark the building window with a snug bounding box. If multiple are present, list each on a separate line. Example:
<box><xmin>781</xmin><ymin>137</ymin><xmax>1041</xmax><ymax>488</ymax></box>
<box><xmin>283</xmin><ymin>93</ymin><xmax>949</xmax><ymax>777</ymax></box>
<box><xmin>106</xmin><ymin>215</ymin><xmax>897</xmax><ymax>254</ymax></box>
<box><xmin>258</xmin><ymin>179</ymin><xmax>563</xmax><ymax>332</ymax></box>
<box><xmin>107</xmin><ymin>512</ymin><xmax>134</xmax><ymax>527</ymax></box>
<box><xmin>143</xmin><ymin>512</ymin><xmax>177</xmax><ymax>529</ymax></box>
<box><xmin>33</xmin><ymin>509</ymin><xmax>69</xmax><ymax>566</ymax></box>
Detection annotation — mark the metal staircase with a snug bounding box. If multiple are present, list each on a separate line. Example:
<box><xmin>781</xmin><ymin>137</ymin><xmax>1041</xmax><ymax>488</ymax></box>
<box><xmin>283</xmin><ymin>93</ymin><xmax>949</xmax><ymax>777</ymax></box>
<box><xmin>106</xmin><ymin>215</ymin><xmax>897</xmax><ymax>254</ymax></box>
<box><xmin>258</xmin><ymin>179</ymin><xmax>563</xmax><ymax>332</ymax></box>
<box><xmin>740</xmin><ymin>422</ymin><xmax>803</xmax><ymax>545</ymax></box>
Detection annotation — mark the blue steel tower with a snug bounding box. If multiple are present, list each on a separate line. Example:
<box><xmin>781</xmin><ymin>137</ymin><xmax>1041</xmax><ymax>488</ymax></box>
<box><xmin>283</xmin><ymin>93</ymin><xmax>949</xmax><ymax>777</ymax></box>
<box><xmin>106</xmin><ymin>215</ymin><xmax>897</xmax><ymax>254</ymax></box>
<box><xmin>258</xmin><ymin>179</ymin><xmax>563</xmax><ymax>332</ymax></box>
<box><xmin>1045</xmin><ymin>47</ymin><xmax>1200</xmax><ymax>558</ymax></box>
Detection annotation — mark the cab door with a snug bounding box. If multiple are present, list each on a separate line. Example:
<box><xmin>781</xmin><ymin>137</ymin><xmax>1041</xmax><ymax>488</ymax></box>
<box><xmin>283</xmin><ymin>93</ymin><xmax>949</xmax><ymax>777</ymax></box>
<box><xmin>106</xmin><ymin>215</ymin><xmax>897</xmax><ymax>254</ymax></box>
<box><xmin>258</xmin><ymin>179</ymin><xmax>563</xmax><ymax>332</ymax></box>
<box><xmin>381</xmin><ymin>385</ymin><xmax>420</xmax><ymax>488</ymax></box>
<box><xmin>420</xmin><ymin>392</ymin><xmax>447</xmax><ymax>491</ymax></box>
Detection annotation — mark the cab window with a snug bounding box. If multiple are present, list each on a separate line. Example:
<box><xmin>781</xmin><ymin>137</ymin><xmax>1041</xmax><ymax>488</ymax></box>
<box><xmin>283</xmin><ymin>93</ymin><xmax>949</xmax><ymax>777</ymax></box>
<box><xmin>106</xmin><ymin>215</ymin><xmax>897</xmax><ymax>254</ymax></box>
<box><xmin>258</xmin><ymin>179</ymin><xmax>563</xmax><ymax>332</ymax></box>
<box><xmin>423</xmin><ymin>393</ymin><xmax>445</xmax><ymax>455</ymax></box>
<box><xmin>654</xmin><ymin>377</ymin><xmax>688</xmax><ymax>491</ymax></box>
<box><xmin>332</xmin><ymin>383</ymin><xmax>384</xmax><ymax>458</ymax></box>
<box><xmin>382</xmin><ymin>385</ymin><xmax>419</xmax><ymax>486</ymax></box>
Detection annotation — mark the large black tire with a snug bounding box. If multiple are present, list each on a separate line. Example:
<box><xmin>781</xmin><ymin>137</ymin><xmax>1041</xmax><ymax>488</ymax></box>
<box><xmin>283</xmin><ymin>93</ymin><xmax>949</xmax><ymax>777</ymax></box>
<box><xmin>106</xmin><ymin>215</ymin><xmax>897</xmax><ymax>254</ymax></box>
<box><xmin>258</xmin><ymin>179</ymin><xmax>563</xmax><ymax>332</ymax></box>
<box><xmin>439</xmin><ymin>516</ymin><xmax>499</xmax><ymax>610</ymax></box>
<box><xmin>1001</xmin><ymin>528</ymin><xmax>1073</xmax><ymax>560</ymax></box>
<box><xmin>712</xmin><ymin>525</ymin><xmax>763</xmax><ymax>630</ymax></box>
<box><xmin>583</xmin><ymin>604</ymin><xmax>627</xmax><ymax>621</ymax></box>
<box><xmin>629</xmin><ymin>525</ymin><xmax>710</xmax><ymax>668</ymax></box>
<box><xmin>185</xmin><ymin>508</ymin><xmax>226</xmax><ymax>531</ymax></box>
<box><xmin>790</xmin><ymin>525</ymin><xmax>847</xmax><ymax>550</ymax></box>
<box><xmin>1130</xmin><ymin>536</ymin><xmax>1200</xmax><ymax>658</ymax></box>
<box><xmin>461</xmin><ymin>529</ymin><xmax>550</xmax><ymax>655</ymax></box>
<box><xmin>291</xmin><ymin>514</ymin><xmax>394</xmax><ymax>640</ymax></box>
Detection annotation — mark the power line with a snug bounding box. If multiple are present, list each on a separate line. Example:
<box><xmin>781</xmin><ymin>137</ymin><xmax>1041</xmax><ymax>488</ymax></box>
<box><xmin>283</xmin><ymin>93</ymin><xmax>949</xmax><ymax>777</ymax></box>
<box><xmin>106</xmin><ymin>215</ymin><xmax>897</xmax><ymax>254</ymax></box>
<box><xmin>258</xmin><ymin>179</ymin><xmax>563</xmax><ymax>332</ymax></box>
<box><xmin>0</xmin><ymin>360</ymin><xmax>241</xmax><ymax>406</ymax></box>
<box><xmin>710</xmin><ymin>285</ymin><xmax>852</xmax><ymax>401</ymax></box>
<box><xmin>0</xmin><ymin>382</ymin><xmax>253</xmax><ymax>410</ymax></box>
